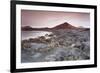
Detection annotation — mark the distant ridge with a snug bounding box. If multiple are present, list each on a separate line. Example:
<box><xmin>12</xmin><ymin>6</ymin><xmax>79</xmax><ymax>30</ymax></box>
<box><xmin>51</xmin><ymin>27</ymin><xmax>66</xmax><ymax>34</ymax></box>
<box><xmin>22</xmin><ymin>26</ymin><xmax>50</xmax><ymax>31</ymax></box>
<box><xmin>22</xmin><ymin>22</ymin><xmax>89</xmax><ymax>31</ymax></box>
<box><xmin>22</xmin><ymin>26</ymin><xmax>33</xmax><ymax>31</ymax></box>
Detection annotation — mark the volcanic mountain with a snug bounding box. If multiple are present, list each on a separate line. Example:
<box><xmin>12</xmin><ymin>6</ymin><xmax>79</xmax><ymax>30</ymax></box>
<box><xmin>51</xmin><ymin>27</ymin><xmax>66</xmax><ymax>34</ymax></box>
<box><xmin>52</xmin><ymin>22</ymin><xmax>77</xmax><ymax>29</ymax></box>
<box><xmin>21</xmin><ymin>22</ymin><xmax>88</xmax><ymax>31</ymax></box>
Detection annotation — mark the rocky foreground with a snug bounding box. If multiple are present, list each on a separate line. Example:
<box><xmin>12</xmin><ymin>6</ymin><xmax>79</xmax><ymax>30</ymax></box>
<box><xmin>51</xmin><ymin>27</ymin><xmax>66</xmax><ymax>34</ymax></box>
<box><xmin>21</xmin><ymin>29</ymin><xmax>90</xmax><ymax>63</ymax></box>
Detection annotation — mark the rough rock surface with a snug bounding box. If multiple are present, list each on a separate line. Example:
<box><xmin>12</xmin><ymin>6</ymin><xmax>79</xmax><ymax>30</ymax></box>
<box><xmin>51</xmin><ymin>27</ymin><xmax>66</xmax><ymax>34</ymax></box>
<box><xmin>21</xmin><ymin>29</ymin><xmax>90</xmax><ymax>63</ymax></box>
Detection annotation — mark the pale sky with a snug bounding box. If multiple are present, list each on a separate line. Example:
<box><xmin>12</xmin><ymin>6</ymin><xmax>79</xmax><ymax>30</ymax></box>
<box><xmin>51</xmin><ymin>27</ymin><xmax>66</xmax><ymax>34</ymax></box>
<box><xmin>21</xmin><ymin>10</ymin><xmax>90</xmax><ymax>28</ymax></box>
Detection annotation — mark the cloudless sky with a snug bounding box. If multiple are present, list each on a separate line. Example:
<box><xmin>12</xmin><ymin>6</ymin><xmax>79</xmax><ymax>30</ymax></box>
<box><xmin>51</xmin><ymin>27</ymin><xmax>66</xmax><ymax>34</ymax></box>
<box><xmin>21</xmin><ymin>10</ymin><xmax>90</xmax><ymax>28</ymax></box>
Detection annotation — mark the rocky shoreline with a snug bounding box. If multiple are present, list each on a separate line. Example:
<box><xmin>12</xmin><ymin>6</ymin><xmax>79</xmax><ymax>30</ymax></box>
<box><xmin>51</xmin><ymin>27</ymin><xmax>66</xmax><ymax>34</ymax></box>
<box><xmin>21</xmin><ymin>29</ymin><xmax>90</xmax><ymax>63</ymax></box>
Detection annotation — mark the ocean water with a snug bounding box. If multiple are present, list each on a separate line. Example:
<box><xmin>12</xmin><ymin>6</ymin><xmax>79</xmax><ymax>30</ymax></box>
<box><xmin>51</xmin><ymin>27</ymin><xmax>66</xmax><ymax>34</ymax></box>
<box><xmin>21</xmin><ymin>31</ymin><xmax>52</xmax><ymax>40</ymax></box>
